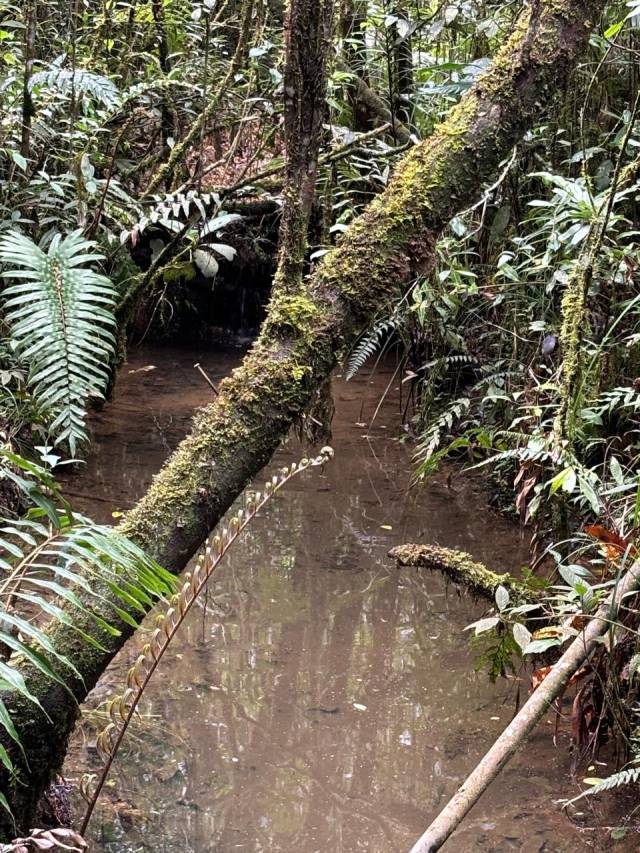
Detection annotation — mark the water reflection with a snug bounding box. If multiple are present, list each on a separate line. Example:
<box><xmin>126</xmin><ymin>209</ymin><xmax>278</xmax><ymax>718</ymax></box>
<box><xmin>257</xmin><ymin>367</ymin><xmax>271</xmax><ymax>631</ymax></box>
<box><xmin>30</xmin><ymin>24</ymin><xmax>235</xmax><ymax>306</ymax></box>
<box><xmin>64</xmin><ymin>347</ymin><xmax>593</xmax><ymax>852</ymax></box>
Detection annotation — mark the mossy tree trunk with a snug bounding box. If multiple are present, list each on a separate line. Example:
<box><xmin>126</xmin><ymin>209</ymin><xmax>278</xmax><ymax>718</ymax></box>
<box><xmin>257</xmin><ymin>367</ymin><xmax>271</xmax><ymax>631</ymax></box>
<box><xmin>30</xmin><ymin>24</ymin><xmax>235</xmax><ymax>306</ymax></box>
<box><xmin>275</xmin><ymin>0</ymin><xmax>333</xmax><ymax>294</ymax></box>
<box><xmin>0</xmin><ymin>0</ymin><xmax>604</xmax><ymax>838</ymax></box>
<box><xmin>340</xmin><ymin>0</ymin><xmax>374</xmax><ymax>132</ymax></box>
<box><xmin>151</xmin><ymin>0</ymin><xmax>175</xmax><ymax>153</ymax></box>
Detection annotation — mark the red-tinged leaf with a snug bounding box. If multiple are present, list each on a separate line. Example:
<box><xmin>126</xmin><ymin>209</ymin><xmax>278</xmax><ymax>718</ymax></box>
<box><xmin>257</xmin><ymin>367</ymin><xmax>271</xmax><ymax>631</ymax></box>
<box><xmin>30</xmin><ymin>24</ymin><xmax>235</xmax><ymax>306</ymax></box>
<box><xmin>584</xmin><ymin>524</ymin><xmax>632</xmax><ymax>556</ymax></box>
<box><xmin>531</xmin><ymin>665</ymin><xmax>552</xmax><ymax>690</ymax></box>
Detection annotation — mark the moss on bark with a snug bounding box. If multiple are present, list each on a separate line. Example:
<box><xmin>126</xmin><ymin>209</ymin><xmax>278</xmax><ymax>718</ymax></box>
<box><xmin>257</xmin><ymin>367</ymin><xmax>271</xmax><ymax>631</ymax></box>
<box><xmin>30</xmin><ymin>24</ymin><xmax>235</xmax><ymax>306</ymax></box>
<box><xmin>0</xmin><ymin>0</ymin><xmax>604</xmax><ymax>837</ymax></box>
<box><xmin>389</xmin><ymin>544</ymin><xmax>536</xmax><ymax>603</ymax></box>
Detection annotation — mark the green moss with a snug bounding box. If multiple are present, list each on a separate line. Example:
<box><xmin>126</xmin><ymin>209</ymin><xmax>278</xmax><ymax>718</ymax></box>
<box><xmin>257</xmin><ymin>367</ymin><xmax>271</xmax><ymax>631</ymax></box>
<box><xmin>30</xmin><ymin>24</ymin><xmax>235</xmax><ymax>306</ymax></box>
<box><xmin>163</xmin><ymin>261</ymin><xmax>196</xmax><ymax>283</ymax></box>
<box><xmin>264</xmin><ymin>294</ymin><xmax>322</xmax><ymax>341</ymax></box>
<box><xmin>553</xmin><ymin>262</ymin><xmax>589</xmax><ymax>446</ymax></box>
<box><xmin>390</xmin><ymin>544</ymin><xmax>535</xmax><ymax>603</ymax></box>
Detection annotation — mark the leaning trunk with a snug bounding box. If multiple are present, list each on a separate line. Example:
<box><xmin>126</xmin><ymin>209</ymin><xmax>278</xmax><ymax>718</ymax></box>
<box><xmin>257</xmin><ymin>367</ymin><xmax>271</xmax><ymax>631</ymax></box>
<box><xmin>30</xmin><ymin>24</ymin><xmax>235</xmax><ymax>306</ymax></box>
<box><xmin>0</xmin><ymin>0</ymin><xmax>603</xmax><ymax>837</ymax></box>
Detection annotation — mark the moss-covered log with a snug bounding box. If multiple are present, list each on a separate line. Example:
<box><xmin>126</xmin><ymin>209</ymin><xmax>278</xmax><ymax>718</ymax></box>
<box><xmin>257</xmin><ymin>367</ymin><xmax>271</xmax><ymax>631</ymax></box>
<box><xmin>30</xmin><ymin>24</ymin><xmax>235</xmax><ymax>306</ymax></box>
<box><xmin>389</xmin><ymin>544</ymin><xmax>536</xmax><ymax>603</ymax></box>
<box><xmin>0</xmin><ymin>0</ymin><xmax>604</xmax><ymax>837</ymax></box>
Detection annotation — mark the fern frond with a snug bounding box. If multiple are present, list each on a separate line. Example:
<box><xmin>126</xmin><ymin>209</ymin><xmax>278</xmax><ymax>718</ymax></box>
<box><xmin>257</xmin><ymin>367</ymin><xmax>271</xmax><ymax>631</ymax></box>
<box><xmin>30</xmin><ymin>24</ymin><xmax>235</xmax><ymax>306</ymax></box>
<box><xmin>346</xmin><ymin>316</ymin><xmax>400</xmax><ymax>380</ymax></box>
<box><xmin>0</xmin><ymin>231</ymin><xmax>117</xmax><ymax>454</ymax></box>
<box><xmin>414</xmin><ymin>397</ymin><xmax>472</xmax><ymax>477</ymax></box>
<box><xmin>565</xmin><ymin>766</ymin><xmax>640</xmax><ymax>808</ymax></box>
<box><xmin>29</xmin><ymin>65</ymin><xmax>120</xmax><ymax>110</ymax></box>
<box><xmin>0</xmin><ymin>447</ymin><xmax>175</xmax><ymax>781</ymax></box>
<box><xmin>421</xmin><ymin>353</ymin><xmax>480</xmax><ymax>372</ymax></box>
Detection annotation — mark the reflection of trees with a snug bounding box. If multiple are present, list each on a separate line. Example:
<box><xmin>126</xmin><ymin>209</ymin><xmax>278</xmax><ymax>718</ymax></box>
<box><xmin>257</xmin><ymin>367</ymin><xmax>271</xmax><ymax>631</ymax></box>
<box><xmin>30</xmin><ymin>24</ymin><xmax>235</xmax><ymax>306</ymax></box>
<box><xmin>67</xmin><ymin>368</ymin><xmax>539</xmax><ymax>853</ymax></box>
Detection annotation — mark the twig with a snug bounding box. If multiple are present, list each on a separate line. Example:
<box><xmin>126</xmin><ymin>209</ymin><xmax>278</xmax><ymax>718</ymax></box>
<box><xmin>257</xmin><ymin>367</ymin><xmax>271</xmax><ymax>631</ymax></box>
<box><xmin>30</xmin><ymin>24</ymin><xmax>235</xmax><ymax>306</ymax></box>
<box><xmin>194</xmin><ymin>363</ymin><xmax>219</xmax><ymax>396</ymax></box>
<box><xmin>80</xmin><ymin>448</ymin><xmax>333</xmax><ymax>835</ymax></box>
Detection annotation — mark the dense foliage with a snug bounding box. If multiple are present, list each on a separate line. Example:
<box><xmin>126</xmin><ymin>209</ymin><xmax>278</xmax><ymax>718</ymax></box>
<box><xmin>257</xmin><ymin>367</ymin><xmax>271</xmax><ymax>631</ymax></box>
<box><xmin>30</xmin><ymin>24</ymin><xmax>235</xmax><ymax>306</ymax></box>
<box><xmin>2</xmin><ymin>0</ymin><xmax>640</xmax><ymax>843</ymax></box>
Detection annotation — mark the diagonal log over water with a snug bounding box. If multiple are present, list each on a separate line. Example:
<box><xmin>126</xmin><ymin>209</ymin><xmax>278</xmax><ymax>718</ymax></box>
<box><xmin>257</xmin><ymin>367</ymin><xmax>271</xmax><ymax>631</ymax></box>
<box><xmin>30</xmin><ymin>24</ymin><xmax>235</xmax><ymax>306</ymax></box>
<box><xmin>0</xmin><ymin>0</ymin><xmax>605</xmax><ymax>836</ymax></box>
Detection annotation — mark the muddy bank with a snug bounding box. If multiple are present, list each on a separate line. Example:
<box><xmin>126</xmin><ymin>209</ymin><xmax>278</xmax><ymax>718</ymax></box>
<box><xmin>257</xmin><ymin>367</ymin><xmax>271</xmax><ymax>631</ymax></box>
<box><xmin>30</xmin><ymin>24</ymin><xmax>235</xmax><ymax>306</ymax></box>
<box><xmin>61</xmin><ymin>347</ymin><xmax>623</xmax><ymax>852</ymax></box>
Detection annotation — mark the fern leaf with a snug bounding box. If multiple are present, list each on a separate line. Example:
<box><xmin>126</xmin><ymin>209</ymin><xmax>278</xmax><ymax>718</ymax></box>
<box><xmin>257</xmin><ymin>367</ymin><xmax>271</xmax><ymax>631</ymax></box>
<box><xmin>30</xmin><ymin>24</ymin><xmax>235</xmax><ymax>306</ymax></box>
<box><xmin>29</xmin><ymin>65</ymin><xmax>120</xmax><ymax>110</ymax></box>
<box><xmin>565</xmin><ymin>766</ymin><xmax>640</xmax><ymax>808</ymax></box>
<box><xmin>0</xmin><ymin>231</ymin><xmax>117</xmax><ymax>454</ymax></box>
<box><xmin>0</xmin><ymin>447</ymin><xmax>176</xmax><ymax>775</ymax></box>
<box><xmin>346</xmin><ymin>316</ymin><xmax>399</xmax><ymax>380</ymax></box>
<box><xmin>415</xmin><ymin>397</ymin><xmax>472</xmax><ymax>477</ymax></box>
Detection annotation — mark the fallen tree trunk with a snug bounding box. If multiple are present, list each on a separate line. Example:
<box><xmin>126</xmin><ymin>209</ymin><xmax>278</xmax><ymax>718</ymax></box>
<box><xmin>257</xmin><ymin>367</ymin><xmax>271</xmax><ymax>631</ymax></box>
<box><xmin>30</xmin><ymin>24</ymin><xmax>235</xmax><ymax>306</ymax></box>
<box><xmin>408</xmin><ymin>558</ymin><xmax>640</xmax><ymax>853</ymax></box>
<box><xmin>390</xmin><ymin>544</ymin><xmax>535</xmax><ymax>603</ymax></box>
<box><xmin>0</xmin><ymin>0</ymin><xmax>604</xmax><ymax>837</ymax></box>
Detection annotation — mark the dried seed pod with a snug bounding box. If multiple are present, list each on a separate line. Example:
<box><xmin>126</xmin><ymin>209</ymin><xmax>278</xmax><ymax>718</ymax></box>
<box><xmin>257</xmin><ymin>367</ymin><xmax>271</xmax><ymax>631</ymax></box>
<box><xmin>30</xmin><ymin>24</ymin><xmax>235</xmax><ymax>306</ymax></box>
<box><xmin>79</xmin><ymin>773</ymin><xmax>95</xmax><ymax>803</ymax></box>
<box><xmin>191</xmin><ymin>564</ymin><xmax>203</xmax><ymax>590</ymax></box>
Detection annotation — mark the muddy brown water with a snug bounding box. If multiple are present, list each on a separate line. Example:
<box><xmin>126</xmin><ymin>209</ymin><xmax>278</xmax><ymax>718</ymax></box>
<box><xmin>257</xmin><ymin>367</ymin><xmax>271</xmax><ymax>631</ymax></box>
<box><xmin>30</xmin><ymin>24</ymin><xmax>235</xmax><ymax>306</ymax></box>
<box><xmin>61</xmin><ymin>346</ymin><xmax>628</xmax><ymax>852</ymax></box>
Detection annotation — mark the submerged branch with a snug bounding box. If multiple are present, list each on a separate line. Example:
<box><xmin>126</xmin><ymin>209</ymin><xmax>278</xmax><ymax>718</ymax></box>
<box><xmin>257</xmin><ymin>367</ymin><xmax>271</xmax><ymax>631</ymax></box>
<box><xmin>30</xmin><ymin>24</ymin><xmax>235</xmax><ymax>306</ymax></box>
<box><xmin>389</xmin><ymin>544</ymin><xmax>536</xmax><ymax>604</ymax></box>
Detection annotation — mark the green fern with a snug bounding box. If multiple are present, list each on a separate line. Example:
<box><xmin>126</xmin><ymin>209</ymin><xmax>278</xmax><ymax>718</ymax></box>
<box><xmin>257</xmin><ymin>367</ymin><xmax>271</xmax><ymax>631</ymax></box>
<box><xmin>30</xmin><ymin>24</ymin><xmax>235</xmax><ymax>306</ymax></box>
<box><xmin>0</xmin><ymin>231</ymin><xmax>117</xmax><ymax>454</ymax></box>
<box><xmin>29</xmin><ymin>65</ymin><xmax>120</xmax><ymax>110</ymax></box>
<box><xmin>346</xmin><ymin>315</ymin><xmax>401</xmax><ymax>380</ymax></box>
<box><xmin>565</xmin><ymin>765</ymin><xmax>640</xmax><ymax>809</ymax></box>
<box><xmin>0</xmin><ymin>447</ymin><xmax>175</xmax><ymax>785</ymax></box>
<box><xmin>414</xmin><ymin>397</ymin><xmax>472</xmax><ymax>477</ymax></box>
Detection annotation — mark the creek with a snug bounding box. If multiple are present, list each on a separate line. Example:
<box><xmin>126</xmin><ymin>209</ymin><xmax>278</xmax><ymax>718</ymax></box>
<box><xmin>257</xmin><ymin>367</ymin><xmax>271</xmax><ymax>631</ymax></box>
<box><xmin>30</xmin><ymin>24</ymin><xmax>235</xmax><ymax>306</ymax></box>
<box><xmin>61</xmin><ymin>346</ymin><xmax>608</xmax><ymax>852</ymax></box>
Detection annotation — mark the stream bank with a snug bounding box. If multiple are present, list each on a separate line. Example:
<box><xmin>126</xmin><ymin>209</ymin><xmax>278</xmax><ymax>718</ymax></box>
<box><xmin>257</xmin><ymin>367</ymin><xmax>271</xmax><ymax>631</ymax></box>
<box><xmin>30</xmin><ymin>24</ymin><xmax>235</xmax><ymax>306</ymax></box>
<box><xmin>61</xmin><ymin>346</ymin><xmax>624</xmax><ymax>852</ymax></box>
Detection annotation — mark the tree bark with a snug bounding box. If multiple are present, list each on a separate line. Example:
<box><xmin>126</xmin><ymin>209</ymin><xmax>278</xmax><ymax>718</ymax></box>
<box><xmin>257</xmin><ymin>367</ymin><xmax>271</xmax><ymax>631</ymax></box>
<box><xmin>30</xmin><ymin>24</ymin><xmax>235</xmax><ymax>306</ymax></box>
<box><xmin>151</xmin><ymin>0</ymin><xmax>175</xmax><ymax>151</ymax></box>
<box><xmin>0</xmin><ymin>0</ymin><xmax>604</xmax><ymax>837</ymax></box>
<box><xmin>340</xmin><ymin>0</ymin><xmax>373</xmax><ymax>132</ymax></box>
<box><xmin>275</xmin><ymin>0</ymin><xmax>333</xmax><ymax>294</ymax></box>
<box><xmin>20</xmin><ymin>0</ymin><xmax>37</xmax><ymax>159</ymax></box>
<box><xmin>393</xmin><ymin>5</ymin><xmax>414</xmax><ymax>128</ymax></box>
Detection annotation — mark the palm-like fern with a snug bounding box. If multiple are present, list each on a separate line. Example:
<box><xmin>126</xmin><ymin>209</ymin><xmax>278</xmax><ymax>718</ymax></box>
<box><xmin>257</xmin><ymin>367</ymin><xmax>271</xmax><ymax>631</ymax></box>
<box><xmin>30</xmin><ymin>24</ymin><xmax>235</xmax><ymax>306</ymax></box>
<box><xmin>0</xmin><ymin>447</ymin><xmax>175</xmax><ymax>795</ymax></box>
<box><xmin>0</xmin><ymin>231</ymin><xmax>117</xmax><ymax>454</ymax></box>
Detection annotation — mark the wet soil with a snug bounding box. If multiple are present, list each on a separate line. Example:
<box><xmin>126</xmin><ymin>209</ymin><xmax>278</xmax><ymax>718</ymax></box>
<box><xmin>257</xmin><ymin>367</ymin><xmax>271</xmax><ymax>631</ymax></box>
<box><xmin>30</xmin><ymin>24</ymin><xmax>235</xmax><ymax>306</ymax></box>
<box><xmin>62</xmin><ymin>346</ymin><xmax>634</xmax><ymax>852</ymax></box>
